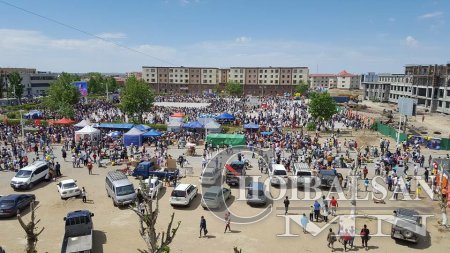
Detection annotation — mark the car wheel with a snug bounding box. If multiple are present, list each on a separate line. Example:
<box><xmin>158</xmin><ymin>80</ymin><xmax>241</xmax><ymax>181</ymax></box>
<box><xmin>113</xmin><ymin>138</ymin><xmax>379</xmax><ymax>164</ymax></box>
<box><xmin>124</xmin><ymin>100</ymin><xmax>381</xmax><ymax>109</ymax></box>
<box><xmin>28</xmin><ymin>183</ymin><xmax>34</xmax><ymax>189</ymax></box>
<box><xmin>113</xmin><ymin>200</ymin><xmax>117</xmax><ymax>207</ymax></box>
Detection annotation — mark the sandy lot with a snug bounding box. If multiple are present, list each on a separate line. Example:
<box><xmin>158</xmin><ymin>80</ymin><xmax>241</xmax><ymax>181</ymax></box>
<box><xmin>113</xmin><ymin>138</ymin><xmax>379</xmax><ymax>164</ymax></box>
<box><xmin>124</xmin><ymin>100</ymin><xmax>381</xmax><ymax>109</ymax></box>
<box><xmin>0</xmin><ymin>136</ymin><xmax>449</xmax><ymax>253</ymax></box>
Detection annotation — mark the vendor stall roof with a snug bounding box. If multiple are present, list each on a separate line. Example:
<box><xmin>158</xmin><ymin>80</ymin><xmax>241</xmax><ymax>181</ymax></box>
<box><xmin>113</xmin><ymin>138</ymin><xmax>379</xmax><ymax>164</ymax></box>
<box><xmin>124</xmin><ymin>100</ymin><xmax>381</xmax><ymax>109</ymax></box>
<box><xmin>97</xmin><ymin>123</ymin><xmax>134</xmax><ymax>130</ymax></box>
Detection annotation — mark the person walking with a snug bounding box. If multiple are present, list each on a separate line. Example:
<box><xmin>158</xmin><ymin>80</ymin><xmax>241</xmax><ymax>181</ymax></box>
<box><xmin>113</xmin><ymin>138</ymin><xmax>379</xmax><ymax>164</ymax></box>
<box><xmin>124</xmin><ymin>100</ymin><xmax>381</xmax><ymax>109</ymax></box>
<box><xmin>330</xmin><ymin>196</ymin><xmax>338</xmax><ymax>216</ymax></box>
<box><xmin>313</xmin><ymin>200</ymin><xmax>321</xmax><ymax>222</ymax></box>
<box><xmin>81</xmin><ymin>187</ymin><xmax>87</xmax><ymax>203</ymax></box>
<box><xmin>55</xmin><ymin>162</ymin><xmax>62</xmax><ymax>177</ymax></box>
<box><xmin>327</xmin><ymin>228</ymin><xmax>337</xmax><ymax>252</ymax></box>
<box><xmin>342</xmin><ymin>228</ymin><xmax>351</xmax><ymax>252</ymax></box>
<box><xmin>87</xmin><ymin>161</ymin><xmax>93</xmax><ymax>175</ymax></box>
<box><xmin>283</xmin><ymin>196</ymin><xmax>290</xmax><ymax>215</ymax></box>
<box><xmin>360</xmin><ymin>224</ymin><xmax>370</xmax><ymax>250</ymax></box>
<box><xmin>224</xmin><ymin>212</ymin><xmax>231</xmax><ymax>233</ymax></box>
<box><xmin>199</xmin><ymin>216</ymin><xmax>207</xmax><ymax>238</ymax></box>
<box><xmin>364</xmin><ymin>178</ymin><xmax>369</xmax><ymax>192</ymax></box>
<box><xmin>300</xmin><ymin>213</ymin><xmax>309</xmax><ymax>233</ymax></box>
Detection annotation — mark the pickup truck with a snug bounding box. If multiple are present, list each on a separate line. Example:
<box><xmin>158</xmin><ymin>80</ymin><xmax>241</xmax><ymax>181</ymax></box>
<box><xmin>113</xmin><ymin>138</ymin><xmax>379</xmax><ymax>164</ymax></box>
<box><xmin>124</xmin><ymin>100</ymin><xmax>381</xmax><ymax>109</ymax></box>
<box><xmin>132</xmin><ymin>161</ymin><xmax>179</xmax><ymax>180</ymax></box>
<box><xmin>391</xmin><ymin>208</ymin><xmax>421</xmax><ymax>243</ymax></box>
<box><xmin>61</xmin><ymin>210</ymin><xmax>94</xmax><ymax>253</ymax></box>
<box><xmin>316</xmin><ymin>169</ymin><xmax>343</xmax><ymax>188</ymax></box>
<box><xmin>225</xmin><ymin>161</ymin><xmax>246</xmax><ymax>186</ymax></box>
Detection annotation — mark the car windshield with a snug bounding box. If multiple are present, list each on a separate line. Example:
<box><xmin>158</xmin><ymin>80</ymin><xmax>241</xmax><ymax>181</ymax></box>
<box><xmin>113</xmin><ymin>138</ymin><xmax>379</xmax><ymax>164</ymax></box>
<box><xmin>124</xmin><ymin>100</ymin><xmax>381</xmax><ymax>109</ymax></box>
<box><xmin>203</xmin><ymin>192</ymin><xmax>218</xmax><ymax>200</ymax></box>
<box><xmin>274</xmin><ymin>170</ymin><xmax>287</xmax><ymax>176</ymax></box>
<box><xmin>171</xmin><ymin>190</ymin><xmax>186</xmax><ymax>197</ymax></box>
<box><xmin>320</xmin><ymin>170</ymin><xmax>335</xmax><ymax>175</ymax></box>
<box><xmin>296</xmin><ymin>171</ymin><xmax>311</xmax><ymax>176</ymax></box>
<box><xmin>248</xmin><ymin>190</ymin><xmax>265</xmax><ymax>197</ymax></box>
<box><xmin>15</xmin><ymin>170</ymin><xmax>32</xmax><ymax>178</ymax></box>
<box><xmin>116</xmin><ymin>185</ymin><xmax>135</xmax><ymax>196</ymax></box>
<box><xmin>203</xmin><ymin>172</ymin><xmax>214</xmax><ymax>177</ymax></box>
<box><xmin>0</xmin><ymin>200</ymin><xmax>15</xmax><ymax>208</ymax></box>
<box><xmin>62</xmin><ymin>183</ymin><xmax>77</xmax><ymax>189</ymax></box>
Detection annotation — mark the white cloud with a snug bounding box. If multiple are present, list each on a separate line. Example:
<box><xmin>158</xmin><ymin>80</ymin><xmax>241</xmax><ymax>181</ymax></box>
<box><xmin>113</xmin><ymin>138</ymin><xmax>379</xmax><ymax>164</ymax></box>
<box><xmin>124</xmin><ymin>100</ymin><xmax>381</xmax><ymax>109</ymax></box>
<box><xmin>96</xmin><ymin>32</ymin><xmax>127</xmax><ymax>39</ymax></box>
<box><xmin>418</xmin><ymin>11</ymin><xmax>443</xmax><ymax>19</ymax></box>
<box><xmin>235</xmin><ymin>36</ymin><xmax>251</xmax><ymax>43</ymax></box>
<box><xmin>405</xmin><ymin>36</ymin><xmax>419</xmax><ymax>48</ymax></box>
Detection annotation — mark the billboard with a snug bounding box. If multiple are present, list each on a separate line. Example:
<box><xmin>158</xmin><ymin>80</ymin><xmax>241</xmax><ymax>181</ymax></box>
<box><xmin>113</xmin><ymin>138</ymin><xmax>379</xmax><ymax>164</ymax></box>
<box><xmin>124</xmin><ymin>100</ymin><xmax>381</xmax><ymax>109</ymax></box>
<box><xmin>73</xmin><ymin>81</ymin><xmax>88</xmax><ymax>96</ymax></box>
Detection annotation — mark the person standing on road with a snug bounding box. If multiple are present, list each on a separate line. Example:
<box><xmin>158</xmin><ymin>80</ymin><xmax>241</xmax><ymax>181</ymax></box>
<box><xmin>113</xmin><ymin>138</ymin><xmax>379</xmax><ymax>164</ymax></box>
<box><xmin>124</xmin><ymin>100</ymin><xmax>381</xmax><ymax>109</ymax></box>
<box><xmin>87</xmin><ymin>161</ymin><xmax>93</xmax><ymax>175</ymax></box>
<box><xmin>199</xmin><ymin>216</ymin><xmax>207</xmax><ymax>238</ymax></box>
<box><xmin>313</xmin><ymin>200</ymin><xmax>321</xmax><ymax>222</ymax></box>
<box><xmin>300</xmin><ymin>213</ymin><xmax>309</xmax><ymax>233</ymax></box>
<box><xmin>327</xmin><ymin>228</ymin><xmax>337</xmax><ymax>252</ymax></box>
<box><xmin>224</xmin><ymin>212</ymin><xmax>231</xmax><ymax>233</ymax></box>
<box><xmin>360</xmin><ymin>224</ymin><xmax>370</xmax><ymax>250</ymax></box>
<box><xmin>81</xmin><ymin>187</ymin><xmax>87</xmax><ymax>203</ymax></box>
<box><xmin>55</xmin><ymin>162</ymin><xmax>62</xmax><ymax>177</ymax></box>
<box><xmin>330</xmin><ymin>196</ymin><xmax>338</xmax><ymax>216</ymax></box>
<box><xmin>283</xmin><ymin>196</ymin><xmax>290</xmax><ymax>215</ymax></box>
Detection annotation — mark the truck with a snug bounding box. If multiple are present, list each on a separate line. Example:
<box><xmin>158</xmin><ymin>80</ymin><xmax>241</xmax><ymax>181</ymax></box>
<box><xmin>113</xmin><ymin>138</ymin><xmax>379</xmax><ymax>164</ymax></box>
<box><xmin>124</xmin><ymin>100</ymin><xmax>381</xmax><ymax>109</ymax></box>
<box><xmin>132</xmin><ymin>161</ymin><xmax>179</xmax><ymax>180</ymax></box>
<box><xmin>225</xmin><ymin>160</ymin><xmax>246</xmax><ymax>186</ymax></box>
<box><xmin>61</xmin><ymin>210</ymin><xmax>94</xmax><ymax>253</ymax></box>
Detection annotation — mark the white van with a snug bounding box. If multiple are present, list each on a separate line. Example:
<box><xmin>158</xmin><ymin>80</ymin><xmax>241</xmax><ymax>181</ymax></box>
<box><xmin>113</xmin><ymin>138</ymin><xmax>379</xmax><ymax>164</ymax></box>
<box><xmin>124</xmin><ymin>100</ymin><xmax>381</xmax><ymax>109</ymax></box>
<box><xmin>292</xmin><ymin>163</ymin><xmax>313</xmax><ymax>187</ymax></box>
<box><xmin>105</xmin><ymin>171</ymin><xmax>136</xmax><ymax>207</ymax></box>
<box><xmin>170</xmin><ymin>184</ymin><xmax>198</xmax><ymax>206</ymax></box>
<box><xmin>10</xmin><ymin>161</ymin><xmax>49</xmax><ymax>190</ymax></box>
<box><xmin>269</xmin><ymin>164</ymin><xmax>288</xmax><ymax>186</ymax></box>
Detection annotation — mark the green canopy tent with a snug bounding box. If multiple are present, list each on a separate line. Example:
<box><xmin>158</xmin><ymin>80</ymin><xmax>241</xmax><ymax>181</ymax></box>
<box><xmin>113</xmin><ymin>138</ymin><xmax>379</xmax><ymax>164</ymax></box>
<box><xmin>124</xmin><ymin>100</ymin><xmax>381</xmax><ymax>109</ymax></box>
<box><xmin>206</xmin><ymin>134</ymin><xmax>245</xmax><ymax>148</ymax></box>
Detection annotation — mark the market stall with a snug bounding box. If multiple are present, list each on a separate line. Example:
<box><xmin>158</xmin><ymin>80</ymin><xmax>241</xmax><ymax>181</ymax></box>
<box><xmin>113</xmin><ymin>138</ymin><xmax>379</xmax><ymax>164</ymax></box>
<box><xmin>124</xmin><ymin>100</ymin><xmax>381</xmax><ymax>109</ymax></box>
<box><xmin>74</xmin><ymin>125</ymin><xmax>101</xmax><ymax>142</ymax></box>
<box><xmin>206</xmin><ymin>133</ymin><xmax>245</xmax><ymax>148</ymax></box>
<box><xmin>123</xmin><ymin>127</ymin><xmax>144</xmax><ymax>147</ymax></box>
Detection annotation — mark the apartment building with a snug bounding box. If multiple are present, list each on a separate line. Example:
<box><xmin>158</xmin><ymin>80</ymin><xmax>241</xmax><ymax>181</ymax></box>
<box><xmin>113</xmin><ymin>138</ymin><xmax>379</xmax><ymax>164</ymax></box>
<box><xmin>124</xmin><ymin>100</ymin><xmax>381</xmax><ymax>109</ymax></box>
<box><xmin>142</xmin><ymin>66</ymin><xmax>309</xmax><ymax>95</ymax></box>
<box><xmin>309</xmin><ymin>70</ymin><xmax>360</xmax><ymax>90</ymax></box>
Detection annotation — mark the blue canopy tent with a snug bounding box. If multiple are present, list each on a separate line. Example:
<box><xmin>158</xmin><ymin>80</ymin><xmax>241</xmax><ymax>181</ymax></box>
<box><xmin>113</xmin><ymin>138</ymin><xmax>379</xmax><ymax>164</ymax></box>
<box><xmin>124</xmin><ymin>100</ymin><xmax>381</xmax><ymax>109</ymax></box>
<box><xmin>123</xmin><ymin>128</ymin><xmax>144</xmax><ymax>146</ymax></box>
<box><xmin>135</xmin><ymin>124</ymin><xmax>151</xmax><ymax>132</ymax></box>
<box><xmin>23</xmin><ymin>110</ymin><xmax>43</xmax><ymax>119</ymax></box>
<box><xmin>183</xmin><ymin>121</ymin><xmax>204</xmax><ymax>129</ymax></box>
<box><xmin>261</xmin><ymin>131</ymin><xmax>273</xmax><ymax>135</ymax></box>
<box><xmin>143</xmin><ymin>129</ymin><xmax>163</xmax><ymax>137</ymax></box>
<box><xmin>97</xmin><ymin>123</ymin><xmax>134</xmax><ymax>130</ymax></box>
<box><xmin>215</xmin><ymin>113</ymin><xmax>235</xmax><ymax>121</ymax></box>
<box><xmin>109</xmin><ymin>131</ymin><xmax>122</xmax><ymax>139</ymax></box>
<box><xmin>243</xmin><ymin>123</ymin><xmax>260</xmax><ymax>129</ymax></box>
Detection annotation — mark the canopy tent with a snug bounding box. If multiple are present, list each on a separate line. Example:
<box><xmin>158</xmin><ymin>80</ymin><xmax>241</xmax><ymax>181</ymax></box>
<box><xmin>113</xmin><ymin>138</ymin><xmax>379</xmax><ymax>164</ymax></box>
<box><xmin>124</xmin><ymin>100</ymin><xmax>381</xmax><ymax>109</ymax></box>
<box><xmin>107</xmin><ymin>131</ymin><xmax>122</xmax><ymax>139</ymax></box>
<box><xmin>54</xmin><ymin>118</ymin><xmax>75</xmax><ymax>125</ymax></box>
<box><xmin>261</xmin><ymin>131</ymin><xmax>273</xmax><ymax>135</ymax></box>
<box><xmin>143</xmin><ymin>129</ymin><xmax>163</xmax><ymax>137</ymax></box>
<box><xmin>204</xmin><ymin>121</ymin><xmax>221</xmax><ymax>133</ymax></box>
<box><xmin>171</xmin><ymin>112</ymin><xmax>185</xmax><ymax>118</ymax></box>
<box><xmin>197</xmin><ymin>117</ymin><xmax>216</xmax><ymax>125</ymax></box>
<box><xmin>135</xmin><ymin>124</ymin><xmax>151</xmax><ymax>132</ymax></box>
<box><xmin>74</xmin><ymin>119</ymin><xmax>91</xmax><ymax>128</ymax></box>
<box><xmin>167</xmin><ymin>121</ymin><xmax>182</xmax><ymax>132</ymax></box>
<box><xmin>74</xmin><ymin>125</ymin><xmax>100</xmax><ymax>142</ymax></box>
<box><xmin>243</xmin><ymin>123</ymin><xmax>260</xmax><ymax>129</ymax></box>
<box><xmin>183</xmin><ymin>121</ymin><xmax>204</xmax><ymax>129</ymax></box>
<box><xmin>206</xmin><ymin>134</ymin><xmax>245</xmax><ymax>148</ymax></box>
<box><xmin>23</xmin><ymin>110</ymin><xmax>42</xmax><ymax>119</ymax></box>
<box><xmin>123</xmin><ymin>127</ymin><xmax>144</xmax><ymax>146</ymax></box>
<box><xmin>215</xmin><ymin>113</ymin><xmax>235</xmax><ymax>121</ymax></box>
<box><xmin>97</xmin><ymin>123</ymin><xmax>134</xmax><ymax>130</ymax></box>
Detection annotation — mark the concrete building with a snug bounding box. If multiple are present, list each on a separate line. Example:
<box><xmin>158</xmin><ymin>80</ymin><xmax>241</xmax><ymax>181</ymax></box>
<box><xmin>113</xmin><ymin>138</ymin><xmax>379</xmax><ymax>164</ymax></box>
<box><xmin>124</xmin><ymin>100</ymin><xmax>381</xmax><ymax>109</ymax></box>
<box><xmin>20</xmin><ymin>72</ymin><xmax>59</xmax><ymax>97</ymax></box>
<box><xmin>362</xmin><ymin>73</ymin><xmax>390</xmax><ymax>102</ymax></box>
<box><xmin>142</xmin><ymin>66</ymin><xmax>309</xmax><ymax>95</ymax></box>
<box><xmin>309</xmin><ymin>70</ymin><xmax>360</xmax><ymax>90</ymax></box>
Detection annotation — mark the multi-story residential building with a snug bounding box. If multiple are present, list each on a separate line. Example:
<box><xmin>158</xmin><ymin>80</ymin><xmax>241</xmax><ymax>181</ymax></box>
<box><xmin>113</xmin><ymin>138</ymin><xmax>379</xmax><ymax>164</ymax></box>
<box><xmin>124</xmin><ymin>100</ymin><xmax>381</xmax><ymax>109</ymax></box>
<box><xmin>142</xmin><ymin>66</ymin><xmax>309</xmax><ymax>95</ymax></box>
<box><xmin>362</xmin><ymin>73</ymin><xmax>389</xmax><ymax>102</ymax></box>
<box><xmin>126</xmin><ymin>72</ymin><xmax>142</xmax><ymax>80</ymax></box>
<box><xmin>309</xmin><ymin>70</ymin><xmax>360</xmax><ymax>90</ymax></box>
<box><xmin>19</xmin><ymin>72</ymin><xmax>58</xmax><ymax>97</ymax></box>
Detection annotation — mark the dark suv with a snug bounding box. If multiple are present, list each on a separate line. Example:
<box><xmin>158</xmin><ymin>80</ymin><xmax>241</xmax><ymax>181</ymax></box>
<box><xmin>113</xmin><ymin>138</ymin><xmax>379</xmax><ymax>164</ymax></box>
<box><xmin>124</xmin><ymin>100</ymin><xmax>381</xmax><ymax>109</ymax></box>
<box><xmin>391</xmin><ymin>208</ymin><xmax>421</xmax><ymax>243</ymax></box>
<box><xmin>316</xmin><ymin>170</ymin><xmax>343</xmax><ymax>188</ymax></box>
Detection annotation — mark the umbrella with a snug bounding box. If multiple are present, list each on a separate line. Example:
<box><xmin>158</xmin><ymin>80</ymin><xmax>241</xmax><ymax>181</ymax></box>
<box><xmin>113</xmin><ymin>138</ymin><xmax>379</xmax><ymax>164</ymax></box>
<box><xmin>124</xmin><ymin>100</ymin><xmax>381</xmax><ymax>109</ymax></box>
<box><xmin>243</xmin><ymin>123</ymin><xmax>259</xmax><ymax>129</ymax></box>
<box><xmin>54</xmin><ymin>118</ymin><xmax>75</xmax><ymax>125</ymax></box>
<box><xmin>215</xmin><ymin>113</ymin><xmax>235</xmax><ymax>120</ymax></box>
<box><xmin>143</xmin><ymin>129</ymin><xmax>163</xmax><ymax>137</ymax></box>
<box><xmin>261</xmin><ymin>131</ymin><xmax>273</xmax><ymax>135</ymax></box>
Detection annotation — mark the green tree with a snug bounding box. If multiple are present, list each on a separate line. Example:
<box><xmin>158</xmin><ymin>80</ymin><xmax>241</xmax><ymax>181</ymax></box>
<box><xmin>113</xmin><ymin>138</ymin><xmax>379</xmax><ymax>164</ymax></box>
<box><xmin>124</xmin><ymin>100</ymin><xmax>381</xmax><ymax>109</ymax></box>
<box><xmin>120</xmin><ymin>76</ymin><xmax>154</xmax><ymax>122</ymax></box>
<box><xmin>8</xmin><ymin>72</ymin><xmax>24</xmax><ymax>103</ymax></box>
<box><xmin>225</xmin><ymin>81</ymin><xmax>243</xmax><ymax>96</ymax></box>
<box><xmin>87</xmin><ymin>73</ymin><xmax>118</xmax><ymax>96</ymax></box>
<box><xmin>295</xmin><ymin>80</ymin><xmax>309</xmax><ymax>96</ymax></box>
<box><xmin>308</xmin><ymin>92</ymin><xmax>337</xmax><ymax>121</ymax></box>
<box><xmin>43</xmin><ymin>73</ymin><xmax>80</xmax><ymax>118</ymax></box>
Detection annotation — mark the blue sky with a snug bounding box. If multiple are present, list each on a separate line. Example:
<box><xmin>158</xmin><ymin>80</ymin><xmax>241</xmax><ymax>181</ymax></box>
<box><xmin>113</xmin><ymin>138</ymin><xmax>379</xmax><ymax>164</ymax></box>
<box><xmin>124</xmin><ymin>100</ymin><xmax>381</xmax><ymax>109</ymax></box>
<box><xmin>0</xmin><ymin>0</ymin><xmax>449</xmax><ymax>73</ymax></box>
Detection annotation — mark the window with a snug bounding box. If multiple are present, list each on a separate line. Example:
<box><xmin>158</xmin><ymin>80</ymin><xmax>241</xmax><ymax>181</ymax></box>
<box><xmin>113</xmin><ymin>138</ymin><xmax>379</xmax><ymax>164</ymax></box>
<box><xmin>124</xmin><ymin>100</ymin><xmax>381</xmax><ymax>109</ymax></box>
<box><xmin>282</xmin><ymin>80</ymin><xmax>285</xmax><ymax>84</ymax></box>
<box><xmin>299</xmin><ymin>75</ymin><xmax>303</xmax><ymax>78</ymax></box>
<box><xmin>147</xmin><ymin>79</ymin><xmax>149</xmax><ymax>82</ymax></box>
<box><xmin>146</xmin><ymin>74</ymin><xmax>149</xmax><ymax>77</ymax></box>
<box><xmin>259</xmin><ymin>70</ymin><xmax>263</xmax><ymax>73</ymax></box>
<box><xmin>260</xmin><ymin>75</ymin><xmax>262</xmax><ymax>78</ymax></box>
<box><xmin>275</xmin><ymin>70</ymin><xmax>278</xmax><ymax>73</ymax></box>
<box><xmin>287</xmin><ymin>75</ymin><xmax>290</xmax><ymax>78</ymax></box>
<box><xmin>293</xmin><ymin>80</ymin><xmax>297</xmax><ymax>84</ymax></box>
<box><xmin>264</xmin><ymin>70</ymin><xmax>267</xmax><ymax>73</ymax></box>
<box><xmin>169</xmin><ymin>79</ymin><xmax>173</xmax><ymax>82</ymax></box>
<box><xmin>259</xmin><ymin>80</ymin><xmax>262</xmax><ymax>84</ymax></box>
<box><xmin>293</xmin><ymin>75</ymin><xmax>296</xmax><ymax>78</ymax></box>
<box><xmin>234</xmin><ymin>75</ymin><xmax>238</xmax><ymax>78</ymax></box>
<box><xmin>275</xmin><ymin>80</ymin><xmax>278</xmax><ymax>84</ymax></box>
<box><xmin>209</xmin><ymin>70</ymin><xmax>212</xmax><ymax>73</ymax></box>
<box><xmin>270</xmin><ymin>80</ymin><xmax>273</xmax><ymax>84</ymax></box>
<box><xmin>240</xmin><ymin>80</ymin><xmax>243</xmax><ymax>83</ymax></box>
<box><xmin>271</xmin><ymin>75</ymin><xmax>273</xmax><ymax>78</ymax></box>
<box><xmin>293</xmin><ymin>69</ymin><xmax>297</xmax><ymax>73</ymax></box>
<box><xmin>203</xmin><ymin>70</ymin><xmax>207</xmax><ymax>73</ymax></box>
<box><xmin>264</xmin><ymin>75</ymin><xmax>267</xmax><ymax>78</ymax></box>
<box><xmin>186</xmin><ymin>79</ymin><xmax>188</xmax><ymax>83</ymax></box>
<box><xmin>151</xmin><ymin>69</ymin><xmax>155</xmax><ymax>72</ymax></box>
<box><xmin>151</xmin><ymin>79</ymin><xmax>155</xmax><ymax>82</ymax></box>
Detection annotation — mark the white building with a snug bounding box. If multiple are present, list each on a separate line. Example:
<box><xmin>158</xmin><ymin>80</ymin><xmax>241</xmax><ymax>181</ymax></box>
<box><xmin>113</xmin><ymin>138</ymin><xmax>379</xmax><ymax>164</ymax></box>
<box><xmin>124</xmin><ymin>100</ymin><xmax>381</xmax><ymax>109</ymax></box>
<box><xmin>309</xmin><ymin>70</ymin><xmax>360</xmax><ymax>89</ymax></box>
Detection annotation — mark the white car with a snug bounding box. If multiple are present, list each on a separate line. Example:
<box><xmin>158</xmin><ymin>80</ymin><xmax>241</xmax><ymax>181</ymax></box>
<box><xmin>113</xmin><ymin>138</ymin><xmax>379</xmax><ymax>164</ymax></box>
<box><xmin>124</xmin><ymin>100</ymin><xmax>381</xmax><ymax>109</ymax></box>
<box><xmin>170</xmin><ymin>184</ymin><xmax>198</xmax><ymax>207</ymax></box>
<box><xmin>57</xmin><ymin>179</ymin><xmax>81</xmax><ymax>199</ymax></box>
<box><xmin>199</xmin><ymin>166</ymin><xmax>221</xmax><ymax>185</ymax></box>
<box><xmin>143</xmin><ymin>178</ymin><xmax>163</xmax><ymax>199</ymax></box>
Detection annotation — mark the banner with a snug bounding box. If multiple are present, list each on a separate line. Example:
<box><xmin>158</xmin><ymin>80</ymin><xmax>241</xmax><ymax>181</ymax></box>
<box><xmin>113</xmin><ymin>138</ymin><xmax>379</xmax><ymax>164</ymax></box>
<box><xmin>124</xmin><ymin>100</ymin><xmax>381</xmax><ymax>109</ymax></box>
<box><xmin>73</xmin><ymin>81</ymin><xmax>88</xmax><ymax>96</ymax></box>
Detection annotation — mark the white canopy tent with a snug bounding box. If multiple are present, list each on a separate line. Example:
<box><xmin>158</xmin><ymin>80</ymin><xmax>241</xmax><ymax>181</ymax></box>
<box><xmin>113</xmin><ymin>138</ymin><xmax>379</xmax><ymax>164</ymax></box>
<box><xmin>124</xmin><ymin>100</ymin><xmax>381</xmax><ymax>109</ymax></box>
<box><xmin>74</xmin><ymin>119</ymin><xmax>91</xmax><ymax>128</ymax></box>
<box><xmin>204</xmin><ymin>121</ymin><xmax>221</xmax><ymax>133</ymax></box>
<box><xmin>74</xmin><ymin>125</ymin><xmax>101</xmax><ymax>142</ymax></box>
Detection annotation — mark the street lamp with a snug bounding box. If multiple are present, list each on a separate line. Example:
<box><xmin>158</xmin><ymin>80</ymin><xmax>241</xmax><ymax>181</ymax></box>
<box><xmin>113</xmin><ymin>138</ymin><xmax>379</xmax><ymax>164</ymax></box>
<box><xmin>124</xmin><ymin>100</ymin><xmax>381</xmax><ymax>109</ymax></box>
<box><xmin>19</xmin><ymin>109</ymin><xmax>24</xmax><ymax>140</ymax></box>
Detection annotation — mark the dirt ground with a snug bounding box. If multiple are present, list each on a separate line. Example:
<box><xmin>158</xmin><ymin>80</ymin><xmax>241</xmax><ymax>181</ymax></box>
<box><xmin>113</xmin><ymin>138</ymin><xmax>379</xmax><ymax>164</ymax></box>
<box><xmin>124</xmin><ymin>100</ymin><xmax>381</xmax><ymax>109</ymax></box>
<box><xmin>0</xmin><ymin>134</ymin><xmax>450</xmax><ymax>253</ymax></box>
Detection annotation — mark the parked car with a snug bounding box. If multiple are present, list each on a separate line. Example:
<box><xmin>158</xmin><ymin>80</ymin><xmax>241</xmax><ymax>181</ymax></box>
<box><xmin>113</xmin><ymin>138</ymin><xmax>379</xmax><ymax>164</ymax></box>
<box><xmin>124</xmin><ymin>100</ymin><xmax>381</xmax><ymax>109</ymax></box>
<box><xmin>10</xmin><ymin>161</ymin><xmax>49</xmax><ymax>190</ymax></box>
<box><xmin>269</xmin><ymin>164</ymin><xmax>289</xmax><ymax>186</ymax></box>
<box><xmin>143</xmin><ymin>178</ymin><xmax>163</xmax><ymax>199</ymax></box>
<box><xmin>199</xmin><ymin>166</ymin><xmax>221</xmax><ymax>185</ymax></box>
<box><xmin>0</xmin><ymin>194</ymin><xmax>36</xmax><ymax>218</ymax></box>
<box><xmin>246</xmin><ymin>182</ymin><xmax>267</xmax><ymax>206</ymax></box>
<box><xmin>316</xmin><ymin>169</ymin><xmax>343</xmax><ymax>188</ymax></box>
<box><xmin>170</xmin><ymin>184</ymin><xmax>198</xmax><ymax>207</ymax></box>
<box><xmin>292</xmin><ymin>163</ymin><xmax>313</xmax><ymax>187</ymax></box>
<box><xmin>201</xmin><ymin>186</ymin><xmax>231</xmax><ymax>209</ymax></box>
<box><xmin>105</xmin><ymin>171</ymin><xmax>136</xmax><ymax>207</ymax></box>
<box><xmin>61</xmin><ymin>210</ymin><xmax>94</xmax><ymax>253</ymax></box>
<box><xmin>57</xmin><ymin>179</ymin><xmax>81</xmax><ymax>199</ymax></box>
<box><xmin>225</xmin><ymin>160</ymin><xmax>246</xmax><ymax>186</ymax></box>
<box><xmin>391</xmin><ymin>208</ymin><xmax>422</xmax><ymax>243</ymax></box>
